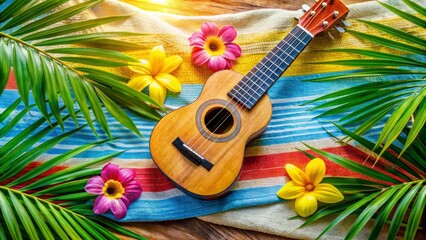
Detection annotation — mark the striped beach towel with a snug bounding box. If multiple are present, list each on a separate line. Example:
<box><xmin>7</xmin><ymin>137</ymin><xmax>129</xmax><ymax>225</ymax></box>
<box><xmin>1</xmin><ymin>0</ymin><xmax>424</xmax><ymax>238</ymax></box>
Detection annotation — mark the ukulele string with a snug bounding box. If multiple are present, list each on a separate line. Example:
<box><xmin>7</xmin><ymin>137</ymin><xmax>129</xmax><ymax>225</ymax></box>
<box><xmin>302</xmin><ymin>0</ymin><xmax>327</xmax><ymax>30</ymax></box>
<box><xmin>195</xmin><ymin>2</ymin><xmax>327</xmax><ymax>149</ymax></box>
<box><xmin>188</xmin><ymin>0</ymin><xmax>325</xmax><ymax>153</ymax></box>
<box><xmin>196</xmin><ymin>27</ymin><xmax>312</xmax><ymax>156</ymax></box>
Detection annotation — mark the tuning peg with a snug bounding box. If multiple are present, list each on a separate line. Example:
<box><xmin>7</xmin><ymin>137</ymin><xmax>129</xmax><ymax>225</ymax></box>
<box><xmin>342</xmin><ymin>20</ymin><xmax>351</xmax><ymax>27</ymax></box>
<box><xmin>328</xmin><ymin>32</ymin><xmax>335</xmax><ymax>40</ymax></box>
<box><xmin>333</xmin><ymin>11</ymin><xmax>339</xmax><ymax>18</ymax></box>
<box><xmin>335</xmin><ymin>26</ymin><xmax>345</xmax><ymax>33</ymax></box>
<box><xmin>302</xmin><ymin>4</ymin><xmax>310</xmax><ymax>12</ymax></box>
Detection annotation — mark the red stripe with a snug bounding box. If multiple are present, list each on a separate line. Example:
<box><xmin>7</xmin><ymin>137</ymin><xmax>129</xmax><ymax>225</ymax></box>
<box><xmin>1</xmin><ymin>146</ymin><xmax>397</xmax><ymax>193</ymax></box>
<box><xmin>0</xmin><ymin>162</ymin><xmax>68</xmax><ymax>187</ymax></box>
<box><xmin>133</xmin><ymin>146</ymin><xmax>368</xmax><ymax>192</ymax></box>
<box><xmin>6</xmin><ymin>70</ymin><xmax>17</xmax><ymax>90</ymax></box>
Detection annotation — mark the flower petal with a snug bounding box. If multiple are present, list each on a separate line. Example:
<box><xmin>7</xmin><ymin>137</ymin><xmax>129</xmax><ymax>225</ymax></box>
<box><xmin>191</xmin><ymin>48</ymin><xmax>210</xmax><ymax>66</ymax></box>
<box><xmin>221</xmin><ymin>48</ymin><xmax>237</xmax><ymax>60</ymax></box>
<box><xmin>285</xmin><ymin>164</ymin><xmax>307</xmax><ymax>186</ymax></box>
<box><xmin>277</xmin><ymin>181</ymin><xmax>305</xmax><ymax>200</ymax></box>
<box><xmin>160</xmin><ymin>55</ymin><xmax>182</xmax><ymax>73</ymax></box>
<box><xmin>101</xmin><ymin>163</ymin><xmax>119</xmax><ymax>181</ymax></box>
<box><xmin>206</xmin><ymin>56</ymin><xmax>227</xmax><ymax>72</ymax></box>
<box><xmin>127</xmin><ymin>74</ymin><xmax>153</xmax><ymax>92</ymax></box>
<box><xmin>190</xmin><ymin>31</ymin><xmax>206</xmax><ymax>40</ymax></box>
<box><xmin>201</xmin><ymin>22</ymin><xmax>219</xmax><ymax>36</ymax></box>
<box><xmin>314</xmin><ymin>183</ymin><xmax>344</xmax><ymax>203</ymax></box>
<box><xmin>110</xmin><ymin>199</ymin><xmax>128</xmax><ymax>219</ymax></box>
<box><xmin>155</xmin><ymin>73</ymin><xmax>182</xmax><ymax>93</ymax></box>
<box><xmin>124</xmin><ymin>180</ymin><xmax>143</xmax><ymax>202</ymax></box>
<box><xmin>305</xmin><ymin>158</ymin><xmax>326</xmax><ymax>186</ymax></box>
<box><xmin>219</xmin><ymin>25</ymin><xmax>237</xmax><ymax>42</ymax></box>
<box><xmin>149</xmin><ymin>46</ymin><xmax>165</xmax><ymax>75</ymax></box>
<box><xmin>225</xmin><ymin>43</ymin><xmax>242</xmax><ymax>58</ymax></box>
<box><xmin>120</xmin><ymin>195</ymin><xmax>131</xmax><ymax>207</ymax></box>
<box><xmin>225</xmin><ymin>60</ymin><xmax>233</xmax><ymax>69</ymax></box>
<box><xmin>85</xmin><ymin>176</ymin><xmax>104</xmax><ymax>195</ymax></box>
<box><xmin>93</xmin><ymin>195</ymin><xmax>112</xmax><ymax>215</ymax></box>
<box><xmin>118</xmin><ymin>168</ymin><xmax>136</xmax><ymax>184</ymax></box>
<box><xmin>149</xmin><ymin>80</ymin><xmax>167</xmax><ymax>106</ymax></box>
<box><xmin>295</xmin><ymin>192</ymin><xmax>318</xmax><ymax>217</ymax></box>
<box><xmin>189</xmin><ymin>32</ymin><xmax>206</xmax><ymax>48</ymax></box>
<box><xmin>128</xmin><ymin>59</ymin><xmax>152</xmax><ymax>75</ymax></box>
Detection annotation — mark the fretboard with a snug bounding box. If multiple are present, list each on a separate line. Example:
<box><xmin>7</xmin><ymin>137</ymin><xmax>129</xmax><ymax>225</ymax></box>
<box><xmin>228</xmin><ymin>25</ymin><xmax>313</xmax><ymax>109</ymax></box>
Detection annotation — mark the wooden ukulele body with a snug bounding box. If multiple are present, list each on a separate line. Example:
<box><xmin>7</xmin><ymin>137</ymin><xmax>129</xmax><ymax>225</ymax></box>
<box><xmin>150</xmin><ymin>70</ymin><xmax>272</xmax><ymax>199</ymax></box>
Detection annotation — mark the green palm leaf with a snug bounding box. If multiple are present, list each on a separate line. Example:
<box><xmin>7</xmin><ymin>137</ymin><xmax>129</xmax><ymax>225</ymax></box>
<box><xmin>405</xmin><ymin>185</ymin><xmax>426</xmax><ymax>240</ymax></box>
<box><xmin>379</xmin><ymin>2</ymin><xmax>426</xmax><ymax>27</ymax></box>
<box><xmin>0</xmin><ymin>0</ymin><xmax>163</xmax><ymax>139</ymax></box>
<box><xmin>402</xmin><ymin>0</ymin><xmax>426</xmax><ymax>16</ymax></box>
<box><xmin>0</xmin><ymin>100</ymin><xmax>145</xmax><ymax>239</ymax></box>
<box><xmin>309</xmin><ymin>0</ymin><xmax>426</xmax><ymax>154</ymax></box>
<box><xmin>355</xmin><ymin>19</ymin><xmax>426</xmax><ymax>47</ymax></box>
<box><xmin>301</xmin><ymin>125</ymin><xmax>425</xmax><ymax>239</ymax></box>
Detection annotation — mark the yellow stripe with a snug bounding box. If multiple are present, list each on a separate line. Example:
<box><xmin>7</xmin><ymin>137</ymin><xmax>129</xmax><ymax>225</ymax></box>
<box><xmin>99</xmin><ymin>17</ymin><xmax>424</xmax><ymax>84</ymax></box>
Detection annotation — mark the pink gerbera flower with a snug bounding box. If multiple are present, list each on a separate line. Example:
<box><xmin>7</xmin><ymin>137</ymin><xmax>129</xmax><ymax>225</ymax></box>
<box><xmin>85</xmin><ymin>163</ymin><xmax>142</xmax><ymax>219</ymax></box>
<box><xmin>189</xmin><ymin>22</ymin><xmax>242</xmax><ymax>72</ymax></box>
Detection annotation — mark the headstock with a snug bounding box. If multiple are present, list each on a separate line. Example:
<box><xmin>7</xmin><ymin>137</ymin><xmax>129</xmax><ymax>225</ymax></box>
<box><xmin>298</xmin><ymin>0</ymin><xmax>349</xmax><ymax>36</ymax></box>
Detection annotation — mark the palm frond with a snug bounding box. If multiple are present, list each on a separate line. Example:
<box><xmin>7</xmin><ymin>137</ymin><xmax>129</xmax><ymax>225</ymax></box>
<box><xmin>308</xmin><ymin>0</ymin><xmax>426</xmax><ymax>154</ymax></box>
<box><xmin>0</xmin><ymin>0</ymin><xmax>163</xmax><ymax>139</ymax></box>
<box><xmin>378</xmin><ymin>2</ymin><xmax>426</xmax><ymax>27</ymax></box>
<box><xmin>0</xmin><ymin>100</ymin><xmax>145</xmax><ymax>239</ymax></box>
<box><xmin>300</xmin><ymin>124</ymin><xmax>425</xmax><ymax>240</ymax></box>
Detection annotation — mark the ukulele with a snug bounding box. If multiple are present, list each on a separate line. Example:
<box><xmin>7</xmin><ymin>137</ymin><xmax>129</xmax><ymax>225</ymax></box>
<box><xmin>150</xmin><ymin>0</ymin><xmax>349</xmax><ymax>199</ymax></box>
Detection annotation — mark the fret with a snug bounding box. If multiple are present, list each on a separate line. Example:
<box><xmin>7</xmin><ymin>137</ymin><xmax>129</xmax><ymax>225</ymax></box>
<box><xmin>256</xmin><ymin>63</ymin><xmax>280</xmax><ymax>79</ymax></box>
<box><xmin>235</xmin><ymin>80</ymin><xmax>261</xmax><ymax>99</ymax></box>
<box><xmin>288</xmin><ymin>31</ymin><xmax>308</xmax><ymax>45</ymax></box>
<box><xmin>234</xmin><ymin>83</ymin><xmax>262</xmax><ymax>97</ymax></box>
<box><xmin>263</xmin><ymin>55</ymin><xmax>288</xmax><ymax>71</ymax></box>
<box><xmin>280</xmin><ymin>39</ymin><xmax>300</xmax><ymax>53</ymax></box>
<box><xmin>253</xmin><ymin>66</ymin><xmax>277</xmax><ymax>84</ymax></box>
<box><xmin>273</xmin><ymin>49</ymin><xmax>294</xmax><ymax>60</ymax></box>
<box><xmin>243</xmin><ymin>74</ymin><xmax>269</xmax><ymax>91</ymax></box>
<box><xmin>270</xmin><ymin>47</ymin><xmax>295</xmax><ymax>65</ymax></box>
<box><xmin>228</xmin><ymin>90</ymin><xmax>255</xmax><ymax>108</ymax></box>
<box><xmin>247</xmin><ymin>68</ymin><xmax>270</xmax><ymax>86</ymax></box>
<box><xmin>253</xmin><ymin>64</ymin><xmax>280</xmax><ymax>80</ymax></box>
<box><xmin>228</xmin><ymin>25</ymin><xmax>313</xmax><ymax>109</ymax></box>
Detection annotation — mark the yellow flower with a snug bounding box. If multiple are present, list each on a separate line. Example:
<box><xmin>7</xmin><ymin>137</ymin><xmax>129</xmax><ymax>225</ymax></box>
<box><xmin>127</xmin><ymin>46</ymin><xmax>182</xmax><ymax>106</ymax></box>
<box><xmin>277</xmin><ymin>158</ymin><xmax>344</xmax><ymax>217</ymax></box>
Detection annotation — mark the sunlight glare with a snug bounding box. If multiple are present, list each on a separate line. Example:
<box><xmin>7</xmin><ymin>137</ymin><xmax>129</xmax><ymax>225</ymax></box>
<box><xmin>151</xmin><ymin>0</ymin><xmax>167</xmax><ymax>4</ymax></box>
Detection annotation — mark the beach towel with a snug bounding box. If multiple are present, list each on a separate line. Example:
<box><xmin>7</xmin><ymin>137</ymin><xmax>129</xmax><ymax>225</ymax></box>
<box><xmin>1</xmin><ymin>0</ymin><xmax>424</xmax><ymax>238</ymax></box>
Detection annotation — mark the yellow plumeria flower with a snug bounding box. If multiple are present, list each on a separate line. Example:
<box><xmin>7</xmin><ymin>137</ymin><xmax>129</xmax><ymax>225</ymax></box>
<box><xmin>127</xmin><ymin>46</ymin><xmax>182</xmax><ymax>106</ymax></box>
<box><xmin>277</xmin><ymin>158</ymin><xmax>344</xmax><ymax>217</ymax></box>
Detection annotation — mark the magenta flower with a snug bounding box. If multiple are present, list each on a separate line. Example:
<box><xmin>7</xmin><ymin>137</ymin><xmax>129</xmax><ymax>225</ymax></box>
<box><xmin>189</xmin><ymin>22</ymin><xmax>242</xmax><ymax>72</ymax></box>
<box><xmin>85</xmin><ymin>163</ymin><xmax>142</xmax><ymax>219</ymax></box>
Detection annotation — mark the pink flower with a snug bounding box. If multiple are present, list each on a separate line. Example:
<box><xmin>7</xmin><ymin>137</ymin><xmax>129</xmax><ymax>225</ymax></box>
<box><xmin>189</xmin><ymin>22</ymin><xmax>242</xmax><ymax>72</ymax></box>
<box><xmin>85</xmin><ymin>163</ymin><xmax>142</xmax><ymax>219</ymax></box>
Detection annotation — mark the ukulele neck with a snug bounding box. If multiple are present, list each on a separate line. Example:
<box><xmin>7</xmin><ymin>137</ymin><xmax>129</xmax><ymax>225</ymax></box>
<box><xmin>227</xmin><ymin>24</ymin><xmax>313</xmax><ymax>109</ymax></box>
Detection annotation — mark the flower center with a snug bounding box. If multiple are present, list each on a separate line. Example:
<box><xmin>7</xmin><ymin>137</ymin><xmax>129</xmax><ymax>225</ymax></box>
<box><xmin>102</xmin><ymin>180</ymin><xmax>125</xmax><ymax>199</ymax></box>
<box><xmin>205</xmin><ymin>36</ymin><xmax>226</xmax><ymax>56</ymax></box>
<box><xmin>305</xmin><ymin>184</ymin><xmax>314</xmax><ymax>192</ymax></box>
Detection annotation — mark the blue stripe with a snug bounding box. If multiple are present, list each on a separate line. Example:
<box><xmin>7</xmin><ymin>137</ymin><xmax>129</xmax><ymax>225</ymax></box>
<box><xmin>114</xmin><ymin>186</ymin><xmax>282</xmax><ymax>222</ymax></box>
<box><xmin>1</xmin><ymin>69</ymin><xmax>422</xmax><ymax>221</ymax></box>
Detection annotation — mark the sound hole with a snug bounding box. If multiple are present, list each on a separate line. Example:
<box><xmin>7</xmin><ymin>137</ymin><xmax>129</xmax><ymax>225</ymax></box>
<box><xmin>204</xmin><ymin>107</ymin><xmax>234</xmax><ymax>134</ymax></box>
